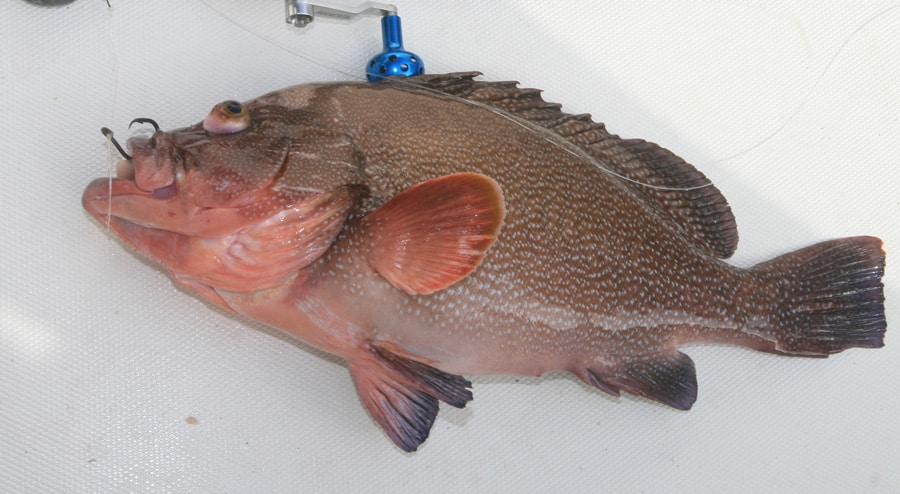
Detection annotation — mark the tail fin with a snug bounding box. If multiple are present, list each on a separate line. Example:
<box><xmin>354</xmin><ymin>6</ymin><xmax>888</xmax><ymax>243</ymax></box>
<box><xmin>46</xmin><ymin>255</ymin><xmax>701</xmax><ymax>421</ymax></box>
<box><xmin>750</xmin><ymin>236</ymin><xmax>885</xmax><ymax>356</ymax></box>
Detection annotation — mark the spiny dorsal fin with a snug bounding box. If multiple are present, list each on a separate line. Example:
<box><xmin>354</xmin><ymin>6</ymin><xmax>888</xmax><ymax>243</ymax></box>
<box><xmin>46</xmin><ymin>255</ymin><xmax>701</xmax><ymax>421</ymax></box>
<box><xmin>392</xmin><ymin>72</ymin><xmax>738</xmax><ymax>259</ymax></box>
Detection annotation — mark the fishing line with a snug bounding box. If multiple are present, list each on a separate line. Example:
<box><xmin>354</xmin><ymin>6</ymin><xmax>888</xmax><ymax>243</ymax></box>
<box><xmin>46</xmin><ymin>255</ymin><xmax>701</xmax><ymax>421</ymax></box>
<box><xmin>104</xmin><ymin>2</ymin><xmax>122</xmax><ymax>230</ymax></box>
<box><xmin>392</xmin><ymin>6</ymin><xmax>898</xmax><ymax>191</ymax></box>
<box><xmin>193</xmin><ymin>2</ymin><xmax>693</xmax><ymax>190</ymax></box>
<box><xmin>701</xmin><ymin>3</ymin><xmax>900</xmax><ymax>168</ymax></box>
<box><xmin>197</xmin><ymin>0</ymin><xmax>365</xmax><ymax>83</ymax></box>
<box><xmin>376</xmin><ymin>76</ymin><xmax>717</xmax><ymax>192</ymax></box>
<box><xmin>160</xmin><ymin>3</ymin><xmax>895</xmax><ymax>193</ymax></box>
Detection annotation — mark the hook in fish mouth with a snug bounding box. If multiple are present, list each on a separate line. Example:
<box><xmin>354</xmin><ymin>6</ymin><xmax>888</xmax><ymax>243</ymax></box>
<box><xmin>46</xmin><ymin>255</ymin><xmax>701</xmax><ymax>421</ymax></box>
<box><xmin>101</xmin><ymin>118</ymin><xmax>161</xmax><ymax>161</ymax></box>
<box><xmin>101</xmin><ymin>127</ymin><xmax>131</xmax><ymax>160</ymax></box>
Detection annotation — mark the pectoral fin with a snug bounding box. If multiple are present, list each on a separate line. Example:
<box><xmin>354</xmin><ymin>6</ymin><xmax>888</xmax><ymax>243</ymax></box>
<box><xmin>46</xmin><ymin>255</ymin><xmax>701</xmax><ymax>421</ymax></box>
<box><xmin>349</xmin><ymin>343</ymin><xmax>473</xmax><ymax>452</ymax></box>
<box><xmin>364</xmin><ymin>173</ymin><xmax>505</xmax><ymax>295</ymax></box>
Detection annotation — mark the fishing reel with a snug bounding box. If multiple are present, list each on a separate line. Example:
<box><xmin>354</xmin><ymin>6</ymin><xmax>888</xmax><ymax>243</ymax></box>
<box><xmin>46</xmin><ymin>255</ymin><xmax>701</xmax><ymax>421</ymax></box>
<box><xmin>284</xmin><ymin>1</ymin><xmax>424</xmax><ymax>82</ymax></box>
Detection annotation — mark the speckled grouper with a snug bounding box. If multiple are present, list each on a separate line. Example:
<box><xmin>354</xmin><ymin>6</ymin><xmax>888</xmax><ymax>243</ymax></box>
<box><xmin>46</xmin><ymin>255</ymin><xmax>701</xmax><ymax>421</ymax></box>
<box><xmin>82</xmin><ymin>72</ymin><xmax>886</xmax><ymax>452</ymax></box>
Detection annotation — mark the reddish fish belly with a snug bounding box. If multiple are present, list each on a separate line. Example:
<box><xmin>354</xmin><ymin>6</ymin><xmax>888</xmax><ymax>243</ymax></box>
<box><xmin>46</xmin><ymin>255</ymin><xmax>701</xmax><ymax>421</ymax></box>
<box><xmin>213</xmin><ymin>239</ymin><xmax>751</xmax><ymax>380</ymax></box>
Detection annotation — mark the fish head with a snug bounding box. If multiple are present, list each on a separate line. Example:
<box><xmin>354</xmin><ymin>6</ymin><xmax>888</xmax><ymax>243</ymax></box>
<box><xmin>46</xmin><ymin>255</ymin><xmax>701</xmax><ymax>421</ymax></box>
<box><xmin>83</xmin><ymin>92</ymin><xmax>364</xmax><ymax>293</ymax></box>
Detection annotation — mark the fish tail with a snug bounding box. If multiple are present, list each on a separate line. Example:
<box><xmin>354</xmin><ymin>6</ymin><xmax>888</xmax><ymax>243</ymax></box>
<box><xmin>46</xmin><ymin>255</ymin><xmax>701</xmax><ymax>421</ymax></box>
<box><xmin>746</xmin><ymin>236</ymin><xmax>886</xmax><ymax>356</ymax></box>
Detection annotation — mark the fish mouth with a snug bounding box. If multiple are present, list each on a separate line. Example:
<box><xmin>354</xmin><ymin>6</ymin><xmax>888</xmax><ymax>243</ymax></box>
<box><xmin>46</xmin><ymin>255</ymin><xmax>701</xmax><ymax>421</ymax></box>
<box><xmin>83</xmin><ymin>158</ymin><xmax>253</xmax><ymax>252</ymax></box>
<box><xmin>82</xmin><ymin>157</ymin><xmax>174</xmax><ymax>212</ymax></box>
<box><xmin>81</xmin><ymin>173</ymin><xmax>192</xmax><ymax>270</ymax></box>
<box><xmin>82</xmin><ymin>151</ymin><xmax>188</xmax><ymax>245</ymax></box>
<box><xmin>82</xmin><ymin>175</ymin><xmax>152</xmax><ymax>219</ymax></box>
<box><xmin>110</xmin><ymin>157</ymin><xmax>178</xmax><ymax>199</ymax></box>
<box><xmin>82</xmin><ymin>159</ymin><xmax>163</xmax><ymax>218</ymax></box>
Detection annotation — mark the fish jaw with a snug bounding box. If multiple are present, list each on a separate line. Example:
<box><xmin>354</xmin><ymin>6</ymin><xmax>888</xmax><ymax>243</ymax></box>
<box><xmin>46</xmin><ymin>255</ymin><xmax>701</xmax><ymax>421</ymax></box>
<box><xmin>82</xmin><ymin>176</ymin><xmax>245</xmax><ymax>286</ymax></box>
<box><xmin>82</xmin><ymin>174</ymin><xmax>356</xmax><ymax>293</ymax></box>
<box><xmin>82</xmin><ymin>175</ymin><xmax>253</xmax><ymax>235</ymax></box>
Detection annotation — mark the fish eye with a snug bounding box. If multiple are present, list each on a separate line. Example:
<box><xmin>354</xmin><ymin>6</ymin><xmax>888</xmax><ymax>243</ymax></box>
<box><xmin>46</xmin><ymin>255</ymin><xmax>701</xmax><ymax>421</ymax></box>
<box><xmin>202</xmin><ymin>100</ymin><xmax>250</xmax><ymax>134</ymax></box>
<box><xmin>223</xmin><ymin>100</ymin><xmax>247</xmax><ymax>118</ymax></box>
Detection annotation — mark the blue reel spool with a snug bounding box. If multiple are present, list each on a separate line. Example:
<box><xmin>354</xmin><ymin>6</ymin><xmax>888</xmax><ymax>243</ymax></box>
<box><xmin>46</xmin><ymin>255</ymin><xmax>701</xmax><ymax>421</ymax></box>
<box><xmin>366</xmin><ymin>14</ymin><xmax>424</xmax><ymax>82</ymax></box>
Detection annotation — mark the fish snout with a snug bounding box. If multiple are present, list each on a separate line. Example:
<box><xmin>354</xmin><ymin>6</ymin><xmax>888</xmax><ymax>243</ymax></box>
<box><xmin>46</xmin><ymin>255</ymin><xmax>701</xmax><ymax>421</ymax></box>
<box><xmin>126</xmin><ymin>136</ymin><xmax>176</xmax><ymax>197</ymax></box>
<box><xmin>82</xmin><ymin>177</ymin><xmax>112</xmax><ymax>216</ymax></box>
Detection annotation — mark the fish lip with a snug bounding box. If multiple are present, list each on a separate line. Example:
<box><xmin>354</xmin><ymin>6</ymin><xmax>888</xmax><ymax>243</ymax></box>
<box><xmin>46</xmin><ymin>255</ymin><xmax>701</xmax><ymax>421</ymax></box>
<box><xmin>82</xmin><ymin>177</ymin><xmax>149</xmax><ymax>212</ymax></box>
<box><xmin>82</xmin><ymin>176</ymin><xmax>170</xmax><ymax>226</ymax></box>
<box><xmin>82</xmin><ymin>174</ymin><xmax>254</xmax><ymax>237</ymax></box>
<box><xmin>82</xmin><ymin>176</ymin><xmax>188</xmax><ymax>264</ymax></box>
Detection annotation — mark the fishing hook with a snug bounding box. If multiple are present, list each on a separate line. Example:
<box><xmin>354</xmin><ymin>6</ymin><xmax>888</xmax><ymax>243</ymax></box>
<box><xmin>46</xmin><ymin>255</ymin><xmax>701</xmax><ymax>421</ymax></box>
<box><xmin>128</xmin><ymin>118</ymin><xmax>161</xmax><ymax>133</ymax></box>
<box><xmin>100</xmin><ymin>127</ymin><xmax>131</xmax><ymax>160</ymax></box>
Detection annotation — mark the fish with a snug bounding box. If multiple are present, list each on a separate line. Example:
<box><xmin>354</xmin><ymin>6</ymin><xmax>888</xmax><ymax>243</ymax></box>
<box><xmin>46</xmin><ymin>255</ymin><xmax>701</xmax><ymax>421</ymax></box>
<box><xmin>82</xmin><ymin>72</ymin><xmax>886</xmax><ymax>452</ymax></box>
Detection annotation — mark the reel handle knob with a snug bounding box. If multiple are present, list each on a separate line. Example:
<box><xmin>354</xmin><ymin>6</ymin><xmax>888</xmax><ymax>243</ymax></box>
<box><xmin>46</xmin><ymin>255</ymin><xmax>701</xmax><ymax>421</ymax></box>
<box><xmin>366</xmin><ymin>14</ymin><xmax>424</xmax><ymax>82</ymax></box>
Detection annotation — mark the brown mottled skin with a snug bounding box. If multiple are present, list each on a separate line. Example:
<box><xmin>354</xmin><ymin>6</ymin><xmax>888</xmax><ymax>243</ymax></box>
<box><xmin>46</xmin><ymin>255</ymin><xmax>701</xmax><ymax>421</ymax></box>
<box><xmin>83</xmin><ymin>73</ymin><xmax>885</xmax><ymax>451</ymax></box>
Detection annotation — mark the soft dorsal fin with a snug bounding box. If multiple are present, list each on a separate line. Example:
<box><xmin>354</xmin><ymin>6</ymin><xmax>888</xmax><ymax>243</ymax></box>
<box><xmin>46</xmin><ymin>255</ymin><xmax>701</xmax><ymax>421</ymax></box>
<box><xmin>363</xmin><ymin>173</ymin><xmax>505</xmax><ymax>295</ymax></box>
<box><xmin>388</xmin><ymin>72</ymin><xmax>738</xmax><ymax>259</ymax></box>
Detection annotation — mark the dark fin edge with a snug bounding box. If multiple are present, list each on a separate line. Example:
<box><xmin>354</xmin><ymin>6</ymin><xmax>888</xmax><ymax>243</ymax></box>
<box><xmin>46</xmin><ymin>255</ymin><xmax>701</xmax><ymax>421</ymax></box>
<box><xmin>586</xmin><ymin>351</ymin><xmax>698</xmax><ymax>411</ymax></box>
<box><xmin>750</xmin><ymin>236</ymin><xmax>886</xmax><ymax>355</ymax></box>
<box><xmin>397</xmin><ymin>72</ymin><xmax>738</xmax><ymax>259</ymax></box>
<box><xmin>350</xmin><ymin>343</ymin><xmax>472</xmax><ymax>452</ymax></box>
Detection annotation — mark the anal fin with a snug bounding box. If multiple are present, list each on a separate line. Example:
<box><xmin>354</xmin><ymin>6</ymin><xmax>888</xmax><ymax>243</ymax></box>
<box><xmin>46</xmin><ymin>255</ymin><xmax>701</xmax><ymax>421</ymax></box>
<box><xmin>586</xmin><ymin>351</ymin><xmax>698</xmax><ymax>411</ymax></box>
<box><xmin>350</xmin><ymin>343</ymin><xmax>472</xmax><ymax>452</ymax></box>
